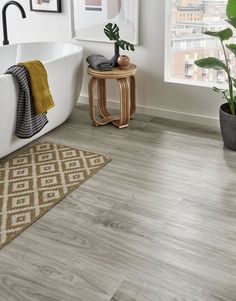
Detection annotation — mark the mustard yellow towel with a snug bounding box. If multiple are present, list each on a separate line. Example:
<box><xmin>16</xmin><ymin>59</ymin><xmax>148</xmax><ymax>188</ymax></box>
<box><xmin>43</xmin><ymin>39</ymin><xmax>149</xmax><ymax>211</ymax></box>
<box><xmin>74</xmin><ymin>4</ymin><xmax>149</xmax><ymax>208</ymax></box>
<box><xmin>19</xmin><ymin>60</ymin><xmax>55</xmax><ymax>115</ymax></box>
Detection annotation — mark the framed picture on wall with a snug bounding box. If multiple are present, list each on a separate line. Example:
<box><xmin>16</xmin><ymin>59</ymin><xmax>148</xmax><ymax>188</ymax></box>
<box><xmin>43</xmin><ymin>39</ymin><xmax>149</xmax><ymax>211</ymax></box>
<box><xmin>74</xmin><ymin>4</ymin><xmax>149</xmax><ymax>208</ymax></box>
<box><xmin>73</xmin><ymin>0</ymin><xmax>139</xmax><ymax>44</ymax></box>
<box><xmin>30</xmin><ymin>0</ymin><xmax>62</xmax><ymax>13</ymax></box>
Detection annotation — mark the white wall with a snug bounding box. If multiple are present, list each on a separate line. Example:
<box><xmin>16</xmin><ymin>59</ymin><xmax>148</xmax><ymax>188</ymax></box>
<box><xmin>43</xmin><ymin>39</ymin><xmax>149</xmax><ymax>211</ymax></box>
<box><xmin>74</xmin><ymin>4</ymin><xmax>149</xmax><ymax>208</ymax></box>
<box><xmin>0</xmin><ymin>0</ymin><xmax>72</xmax><ymax>43</ymax></box>
<box><xmin>0</xmin><ymin>0</ymin><xmax>223</xmax><ymax>127</ymax></box>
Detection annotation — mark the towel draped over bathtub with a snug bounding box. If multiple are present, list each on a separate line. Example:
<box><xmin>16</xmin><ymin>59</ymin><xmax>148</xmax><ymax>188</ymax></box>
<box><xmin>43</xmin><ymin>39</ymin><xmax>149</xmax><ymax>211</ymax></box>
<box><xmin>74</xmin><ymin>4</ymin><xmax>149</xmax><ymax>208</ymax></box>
<box><xmin>19</xmin><ymin>60</ymin><xmax>55</xmax><ymax>115</ymax></box>
<box><xmin>5</xmin><ymin>65</ymin><xmax>48</xmax><ymax>139</ymax></box>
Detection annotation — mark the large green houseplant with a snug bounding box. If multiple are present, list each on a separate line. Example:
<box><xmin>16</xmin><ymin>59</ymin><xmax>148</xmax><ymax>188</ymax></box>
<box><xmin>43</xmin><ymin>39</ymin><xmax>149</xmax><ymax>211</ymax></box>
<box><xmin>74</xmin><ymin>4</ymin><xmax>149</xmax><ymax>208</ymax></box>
<box><xmin>195</xmin><ymin>0</ymin><xmax>236</xmax><ymax>150</ymax></box>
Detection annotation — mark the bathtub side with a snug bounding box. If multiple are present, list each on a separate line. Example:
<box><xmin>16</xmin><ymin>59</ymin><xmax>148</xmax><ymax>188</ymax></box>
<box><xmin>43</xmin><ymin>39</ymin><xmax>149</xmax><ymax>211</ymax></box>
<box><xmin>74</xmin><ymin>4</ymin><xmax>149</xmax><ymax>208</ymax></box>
<box><xmin>0</xmin><ymin>75</ymin><xmax>19</xmax><ymax>158</ymax></box>
<box><xmin>0</xmin><ymin>47</ymin><xmax>83</xmax><ymax>159</ymax></box>
<box><xmin>44</xmin><ymin>48</ymin><xmax>84</xmax><ymax>128</ymax></box>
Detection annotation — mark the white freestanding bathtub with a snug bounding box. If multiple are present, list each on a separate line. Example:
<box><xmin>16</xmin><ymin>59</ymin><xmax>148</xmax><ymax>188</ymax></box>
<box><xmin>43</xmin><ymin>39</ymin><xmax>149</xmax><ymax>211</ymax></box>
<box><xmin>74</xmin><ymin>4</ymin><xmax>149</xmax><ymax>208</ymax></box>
<box><xmin>0</xmin><ymin>42</ymin><xmax>83</xmax><ymax>159</ymax></box>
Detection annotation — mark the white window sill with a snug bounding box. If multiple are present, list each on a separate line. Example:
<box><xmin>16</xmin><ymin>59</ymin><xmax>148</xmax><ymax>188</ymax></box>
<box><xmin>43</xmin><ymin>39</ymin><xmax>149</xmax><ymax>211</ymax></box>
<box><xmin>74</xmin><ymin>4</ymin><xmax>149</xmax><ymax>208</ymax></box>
<box><xmin>165</xmin><ymin>77</ymin><xmax>229</xmax><ymax>90</ymax></box>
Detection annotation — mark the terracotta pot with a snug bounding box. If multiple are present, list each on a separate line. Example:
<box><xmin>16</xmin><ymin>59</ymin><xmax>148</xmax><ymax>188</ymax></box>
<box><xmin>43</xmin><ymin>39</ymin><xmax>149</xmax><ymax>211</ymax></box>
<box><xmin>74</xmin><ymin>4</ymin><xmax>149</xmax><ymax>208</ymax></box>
<box><xmin>117</xmin><ymin>55</ymin><xmax>130</xmax><ymax>70</ymax></box>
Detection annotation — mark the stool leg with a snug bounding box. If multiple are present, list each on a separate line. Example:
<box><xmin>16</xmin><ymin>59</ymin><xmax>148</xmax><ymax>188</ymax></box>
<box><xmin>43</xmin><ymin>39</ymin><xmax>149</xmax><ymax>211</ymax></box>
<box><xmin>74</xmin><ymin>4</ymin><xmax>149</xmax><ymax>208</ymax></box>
<box><xmin>88</xmin><ymin>77</ymin><xmax>98</xmax><ymax>126</ymax></box>
<box><xmin>97</xmin><ymin>79</ymin><xmax>110</xmax><ymax>118</ymax></box>
<box><xmin>89</xmin><ymin>77</ymin><xmax>120</xmax><ymax>127</ymax></box>
<box><xmin>130</xmin><ymin>75</ymin><xmax>136</xmax><ymax>119</ymax></box>
<box><xmin>115</xmin><ymin>78</ymin><xmax>130</xmax><ymax>129</ymax></box>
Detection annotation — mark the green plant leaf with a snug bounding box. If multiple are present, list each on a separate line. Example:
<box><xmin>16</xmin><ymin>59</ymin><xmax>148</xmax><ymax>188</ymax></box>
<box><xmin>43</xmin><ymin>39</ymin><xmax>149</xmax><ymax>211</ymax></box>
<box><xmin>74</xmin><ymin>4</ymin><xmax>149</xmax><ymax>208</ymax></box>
<box><xmin>195</xmin><ymin>57</ymin><xmax>228</xmax><ymax>71</ymax></box>
<box><xmin>227</xmin><ymin>0</ymin><xmax>236</xmax><ymax>18</ymax></box>
<box><xmin>226</xmin><ymin>16</ymin><xmax>236</xmax><ymax>29</ymax></box>
<box><xmin>212</xmin><ymin>86</ymin><xmax>220</xmax><ymax>92</ymax></box>
<box><xmin>232</xmin><ymin>78</ymin><xmax>236</xmax><ymax>88</ymax></box>
<box><xmin>204</xmin><ymin>28</ymin><xmax>233</xmax><ymax>41</ymax></box>
<box><xmin>226</xmin><ymin>44</ymin><xmax>236</xmax><ymax>56</ymax></box>
<box><xmin>117</xmin><ymin>39</ymin><xmax>135</xmax><ymax>51</ymax></box>
<box><xmin>212</xmin><ymin>86</ymin><xmax>227</xmax><ymax>93</ymax></box>
<box><xmin>104</xmin><ymin>23</ymin><xmax>120</xmax><ymax>41</ymax></box>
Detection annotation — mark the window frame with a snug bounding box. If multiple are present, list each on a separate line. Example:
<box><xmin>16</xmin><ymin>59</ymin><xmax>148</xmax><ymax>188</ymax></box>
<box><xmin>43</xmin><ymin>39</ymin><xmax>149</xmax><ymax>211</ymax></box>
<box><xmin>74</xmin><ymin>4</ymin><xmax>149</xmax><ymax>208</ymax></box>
<box><xmin>164</xmin><ymin>0</ymin><xmax>229</xmax><ymax>89</ymax></box>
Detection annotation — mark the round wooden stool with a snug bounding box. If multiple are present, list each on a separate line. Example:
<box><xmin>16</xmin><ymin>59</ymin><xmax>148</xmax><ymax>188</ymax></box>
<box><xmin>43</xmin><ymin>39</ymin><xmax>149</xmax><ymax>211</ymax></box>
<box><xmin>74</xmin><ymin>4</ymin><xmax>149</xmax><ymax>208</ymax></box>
<box><xmin>87</xmin><ymin>64</ymin><xmax>137</xmax><ymax>129</ymax></box>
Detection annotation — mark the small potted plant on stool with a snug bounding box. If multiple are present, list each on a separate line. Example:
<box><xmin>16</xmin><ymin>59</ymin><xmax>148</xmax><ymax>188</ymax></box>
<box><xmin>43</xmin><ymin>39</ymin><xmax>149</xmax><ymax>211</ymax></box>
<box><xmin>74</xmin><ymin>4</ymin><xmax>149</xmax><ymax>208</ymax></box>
<box><xmin>104</xmin><ymin>23</ymin><xmax>135</xmax><ymax>69</ymax></box>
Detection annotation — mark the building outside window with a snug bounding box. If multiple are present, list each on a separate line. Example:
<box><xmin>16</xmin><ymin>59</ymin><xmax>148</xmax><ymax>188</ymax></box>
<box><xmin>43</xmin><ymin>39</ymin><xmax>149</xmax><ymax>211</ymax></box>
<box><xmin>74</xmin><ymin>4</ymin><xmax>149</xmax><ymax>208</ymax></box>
<box><xmin>166</xmin><ymin>0</ymin><xmax>235</xmax><ymax>85</ymax></box>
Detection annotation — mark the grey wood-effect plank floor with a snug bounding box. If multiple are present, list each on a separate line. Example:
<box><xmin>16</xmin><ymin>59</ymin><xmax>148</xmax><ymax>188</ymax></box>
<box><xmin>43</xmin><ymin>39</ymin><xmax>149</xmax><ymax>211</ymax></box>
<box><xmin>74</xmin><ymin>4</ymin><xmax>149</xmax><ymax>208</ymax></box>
<box><xmin>0</xmin><ymin>104</ymin><xmax>236</xmax><ymax>301</ymax></box>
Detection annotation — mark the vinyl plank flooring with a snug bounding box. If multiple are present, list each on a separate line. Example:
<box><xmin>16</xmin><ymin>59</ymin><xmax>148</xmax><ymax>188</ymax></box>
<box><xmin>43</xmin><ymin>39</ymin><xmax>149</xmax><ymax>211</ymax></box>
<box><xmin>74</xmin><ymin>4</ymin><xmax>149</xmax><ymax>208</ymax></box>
<box><xmin>109</xmin><ymin>279</ymin><xmax>232</xmax><ymax>301</ymax></box>
<box><xmin>0</xmin><ymin>104</ymin><xmax>236</xmax><ymax>300</ymax></box>
<box><xmin>110</xmin><ymin>281</ymin><xmax>163</xmax><ymax>301</ymax></box>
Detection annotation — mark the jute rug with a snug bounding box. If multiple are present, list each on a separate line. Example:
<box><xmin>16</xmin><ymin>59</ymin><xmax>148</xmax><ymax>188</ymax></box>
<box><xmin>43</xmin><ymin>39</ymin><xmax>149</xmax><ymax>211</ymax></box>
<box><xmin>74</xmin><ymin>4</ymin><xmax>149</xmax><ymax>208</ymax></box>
<box><xmin>0</xmin><ymin>141</ymin><xmax>111</xmax><ymax>249</ymax></box>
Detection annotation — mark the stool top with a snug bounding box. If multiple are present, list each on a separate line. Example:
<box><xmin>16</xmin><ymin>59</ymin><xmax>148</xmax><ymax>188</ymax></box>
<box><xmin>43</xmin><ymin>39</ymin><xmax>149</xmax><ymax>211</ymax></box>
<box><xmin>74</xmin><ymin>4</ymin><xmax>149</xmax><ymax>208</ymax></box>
<box><xmin>87</xmin><ymin>64</ymin><xmax>137</xmax><ymax>79</ymax></box>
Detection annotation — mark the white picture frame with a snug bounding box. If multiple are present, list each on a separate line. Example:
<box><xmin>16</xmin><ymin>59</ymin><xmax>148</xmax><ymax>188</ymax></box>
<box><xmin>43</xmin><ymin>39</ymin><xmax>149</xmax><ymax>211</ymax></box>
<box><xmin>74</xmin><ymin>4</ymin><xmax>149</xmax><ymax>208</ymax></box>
<box><xmin>72</xmin><ymin>0</ymin><xmax>139</xmax><ymax>44</ymax></box>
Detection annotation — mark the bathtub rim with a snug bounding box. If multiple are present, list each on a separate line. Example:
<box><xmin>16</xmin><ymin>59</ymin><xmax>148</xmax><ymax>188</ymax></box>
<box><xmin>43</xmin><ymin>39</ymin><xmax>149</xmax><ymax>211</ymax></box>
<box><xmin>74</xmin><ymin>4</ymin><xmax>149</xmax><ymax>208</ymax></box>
<box><xmin>0</xmin><ymin>41</ymin><xmax>83</xmax><ymax>79</ymax></box>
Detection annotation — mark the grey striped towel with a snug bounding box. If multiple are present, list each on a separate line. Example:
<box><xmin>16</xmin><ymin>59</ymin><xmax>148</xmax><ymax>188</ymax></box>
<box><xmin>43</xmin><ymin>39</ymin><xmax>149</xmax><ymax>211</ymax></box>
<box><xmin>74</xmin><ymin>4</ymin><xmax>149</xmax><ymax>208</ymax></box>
<box><xmin>5</xmin><ymin>65</ymin><xmax>48</xmax><ymax>139</ymax></box>
<box><xmin>86</xmin><ymin>55</ymin><xmax>114</xmax><ymax>71</ymax></box>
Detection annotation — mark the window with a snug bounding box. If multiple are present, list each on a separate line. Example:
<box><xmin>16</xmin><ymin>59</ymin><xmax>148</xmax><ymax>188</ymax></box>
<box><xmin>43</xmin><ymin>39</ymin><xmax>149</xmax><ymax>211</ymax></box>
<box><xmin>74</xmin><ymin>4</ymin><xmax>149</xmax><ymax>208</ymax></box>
<box><xmin>165</xmin><ymin>0</ymin><xmax>234</xmax><ymax>86</ymax></box>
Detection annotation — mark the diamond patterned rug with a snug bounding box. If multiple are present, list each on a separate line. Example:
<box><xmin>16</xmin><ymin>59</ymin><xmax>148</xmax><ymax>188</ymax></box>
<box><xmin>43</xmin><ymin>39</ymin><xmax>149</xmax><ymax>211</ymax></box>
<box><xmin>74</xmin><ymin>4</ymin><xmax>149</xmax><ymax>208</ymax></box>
<box><xmin>0</xmin><ymin>141</ymin><xmax>111</xmax><ymax>249</ymax></box>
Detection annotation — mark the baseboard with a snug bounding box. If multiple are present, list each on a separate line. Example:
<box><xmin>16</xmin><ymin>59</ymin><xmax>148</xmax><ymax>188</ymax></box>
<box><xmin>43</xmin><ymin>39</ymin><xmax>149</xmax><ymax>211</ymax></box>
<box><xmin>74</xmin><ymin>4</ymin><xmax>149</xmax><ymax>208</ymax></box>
<box><xmin>78</xmin><ymin>95</ymin><xmax>220</xmax><ymax>129</ymax></box>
